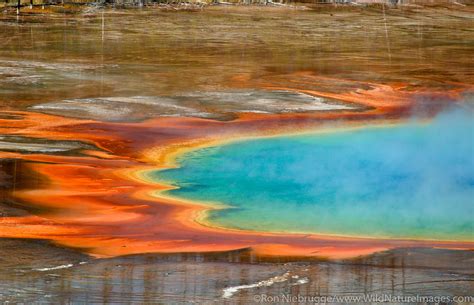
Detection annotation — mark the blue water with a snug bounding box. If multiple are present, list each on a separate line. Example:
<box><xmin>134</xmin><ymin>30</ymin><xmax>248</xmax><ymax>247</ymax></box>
<box><xmin>152</xmin><ymin>109</ymin><xmax>474</xmax><ymax>240</ymax></box>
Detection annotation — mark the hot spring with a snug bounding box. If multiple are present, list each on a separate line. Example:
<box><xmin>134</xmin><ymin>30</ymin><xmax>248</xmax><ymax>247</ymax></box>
<box><xmin>152</xmin><ymin>109</ymin><xmax>474</xmax><ymax>241</ymax></box>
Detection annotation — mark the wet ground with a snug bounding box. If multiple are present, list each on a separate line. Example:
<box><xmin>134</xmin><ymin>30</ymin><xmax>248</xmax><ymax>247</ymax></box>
<box><xmin>0</xmin><ymin>4</ymin><xmax>473</xmax><ymax>304</ymax></box>
<box><xmin>1</xmin><ymin>5</ymin><xmax>473</xmax><ymax>112</ymax></box>
<box><xmin>0</xmin><ymin>238</ymin><xmax>472</xmax><ymax>303</ymax></box>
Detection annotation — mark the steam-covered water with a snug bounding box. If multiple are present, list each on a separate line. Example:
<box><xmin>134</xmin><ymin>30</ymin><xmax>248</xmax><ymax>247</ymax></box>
<box><xmin>0</xmin><ymin>5</ymin><xmax>473</xmax><ymax>303</ymax></box>
<box><xmin>155</xmin><ymin>109</ymin><xmax>474</xmax><ymax>240</ymax></box>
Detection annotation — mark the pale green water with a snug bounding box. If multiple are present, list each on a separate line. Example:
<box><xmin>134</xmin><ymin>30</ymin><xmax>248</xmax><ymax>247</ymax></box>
<box><xmin>153</xmin><ymin>109</ymin><xmax>474</xmax><ymax>240</ymax></box>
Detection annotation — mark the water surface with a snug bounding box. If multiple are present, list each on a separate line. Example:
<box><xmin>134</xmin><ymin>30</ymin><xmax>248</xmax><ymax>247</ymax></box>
<box><xmin>155</xmin><ymin>109</ymin><xmax>474</xmax><ymax>240</ymax></box>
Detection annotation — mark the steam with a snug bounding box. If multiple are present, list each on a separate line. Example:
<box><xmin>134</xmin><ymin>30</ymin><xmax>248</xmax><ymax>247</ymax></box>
<box><xmin>158</xmin><ymin>105</ymin><xmax>474</xmax><ymax>240</ymax></box>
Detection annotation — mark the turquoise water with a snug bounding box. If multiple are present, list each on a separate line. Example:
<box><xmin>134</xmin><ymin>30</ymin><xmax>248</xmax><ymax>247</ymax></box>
<box><xmin>153</xmin><ymin>109</ymin><xmax>474</xmax><ymax>240</ymax></box>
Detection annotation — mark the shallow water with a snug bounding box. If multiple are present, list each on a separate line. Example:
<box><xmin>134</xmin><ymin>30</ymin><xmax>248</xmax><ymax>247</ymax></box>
<box><xmin>156</xmin><ymin>108</ymin><xmax>474</xmax><ymax>240</ymax></box>
<box><xmin>0</xmin><ymin>239</ymin><xmax>472</xmax><ymax>304</ymax></box>
<box><xmin>1</xmin><ymin>6</ymin><xmax>473</xmax><ymax>114</ymax></box>
<box><xmin>0</xmin><ymin>5</ymin><xmax>473</xmax><ymax>303</ymax></box>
